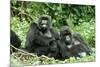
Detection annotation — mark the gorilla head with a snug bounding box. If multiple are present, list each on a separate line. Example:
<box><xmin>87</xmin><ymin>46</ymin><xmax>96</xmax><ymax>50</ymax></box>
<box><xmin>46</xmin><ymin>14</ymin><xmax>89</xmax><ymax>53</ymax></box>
<box><xmin>60</xmin><ymin>26</ymin><xmax>72</xmax><ymax>45</ymax></box>
<box><xmin>38</xmin><ymin>15</ymin><xmax>51</xmax><ymax>32</ymax></box>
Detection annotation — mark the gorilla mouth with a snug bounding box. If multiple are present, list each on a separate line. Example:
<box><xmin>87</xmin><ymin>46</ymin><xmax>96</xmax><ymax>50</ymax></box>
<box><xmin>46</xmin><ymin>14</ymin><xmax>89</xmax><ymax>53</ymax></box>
<box><xmin>41</xmin><ymin>27</ymin><xmax>47</xmax><ymax>31</ymax></box>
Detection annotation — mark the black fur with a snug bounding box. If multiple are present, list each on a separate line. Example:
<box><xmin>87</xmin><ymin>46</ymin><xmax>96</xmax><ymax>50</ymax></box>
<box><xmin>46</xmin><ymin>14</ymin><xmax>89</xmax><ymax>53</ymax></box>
<box><xmin>60</xmin><ymin>26</ymin><xmax>92</xmax><ymax>58</ymax></box>
<box><xmin>25</xmin><ymin>15</ymin><xmax>59</xmax><ymax>57</ymax></box>
<box><xmin>10</xmin><ymin>30</ymin><xmax>21</xmax><ymax>52</ymax></box>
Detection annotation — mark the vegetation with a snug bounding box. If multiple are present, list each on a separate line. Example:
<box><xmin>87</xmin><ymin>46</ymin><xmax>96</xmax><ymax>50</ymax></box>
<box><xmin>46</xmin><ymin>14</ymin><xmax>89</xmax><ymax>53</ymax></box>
<box><xmin>10</xmin><ymin>0</ymin><xmax>95</xmax><ymax>66</ymax></box>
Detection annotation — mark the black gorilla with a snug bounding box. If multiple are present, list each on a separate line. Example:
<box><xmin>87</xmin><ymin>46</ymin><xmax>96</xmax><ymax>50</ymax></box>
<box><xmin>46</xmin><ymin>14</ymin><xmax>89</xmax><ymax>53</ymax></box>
<box><xmin>25</xmin><ymin>15</ymin><xmax>59</xmax><ymax>57</ymax></box>
<box><xmin>10</xmin><ymin>30</ymin><xmax>21</xmax><ymax>53</ymax></box>
<box><xmin>60</xmin><ymin>26</ymin><xmax>92</xmax><ymax>57</ymax></box>
<box><xmin>71</xmin><ymin>33</ymin><xmax>92</xmax><ymax>57</ymax></box>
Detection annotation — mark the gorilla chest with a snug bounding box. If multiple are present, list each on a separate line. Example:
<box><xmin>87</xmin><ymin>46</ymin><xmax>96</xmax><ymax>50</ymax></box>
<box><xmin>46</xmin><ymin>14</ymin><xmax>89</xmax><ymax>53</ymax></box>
<box><xmin>39</xmin><ymin>30</ymin><xmax>53</xmax><ymax>38</ymax></box>
<box><xmin>43</xmin><ymin>31</ymin><xmax>52</xmax><ymax>37</ymax></box>
<box><xmin>34</xmin><ymin>30</ymin><xmax>55</xmax><ymax>44</ymax></box>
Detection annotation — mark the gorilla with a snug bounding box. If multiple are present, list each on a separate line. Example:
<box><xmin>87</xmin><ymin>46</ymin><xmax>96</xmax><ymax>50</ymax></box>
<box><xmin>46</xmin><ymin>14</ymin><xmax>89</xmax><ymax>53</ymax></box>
<box><xmin>71</xmin><ymin>33</ymin><xmax>92</xmax><ymax>57</ymax></box>
<box><xmin>25</xmin><ymin>15</ymin><xmax>59</xmax><ymax>57</ymax></box>
<box><xmin>10</xmin><ymin>30</ymin><xmax>21</xmax><ymax>53</ymax></box>
<box><xmin>60</xmin><ymin>26</ymin><xmax>92</xmax><ymax>57</ymax></box>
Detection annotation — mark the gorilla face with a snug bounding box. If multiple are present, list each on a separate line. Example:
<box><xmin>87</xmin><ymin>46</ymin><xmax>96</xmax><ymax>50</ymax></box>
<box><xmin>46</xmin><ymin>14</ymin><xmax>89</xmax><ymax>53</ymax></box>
<box><xmin>63</xmin><ymin>34</ymin><xmax>72</xmax><ymax>45</ymax></box>
<box><xmin>38</xmin><ymin>15</ymin><xmax>51</xmax><ymax>32</ymax></box>
<box><xmin>39</xmin><ymin>20</ymin><xmax>48</xmax><ymax>31</ymax></box>
<box><xmin>64</xmin><ymin>35</ymin><xmax>72</xmax><ymax>44</ymax></box>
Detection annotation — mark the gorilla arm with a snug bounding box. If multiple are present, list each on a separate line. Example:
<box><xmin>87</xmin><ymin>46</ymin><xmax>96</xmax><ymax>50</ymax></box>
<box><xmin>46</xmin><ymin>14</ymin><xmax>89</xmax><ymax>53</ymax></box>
<box><xmin>25</xmin><ymin>23</ymin><xmax>38</xmax><ymax>52</ymax></box>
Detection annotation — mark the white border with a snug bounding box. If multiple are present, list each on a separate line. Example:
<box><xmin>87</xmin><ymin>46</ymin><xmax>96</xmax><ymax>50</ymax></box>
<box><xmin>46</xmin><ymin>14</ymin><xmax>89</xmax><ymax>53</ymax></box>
<box><xmin>18</xmin><ymin>0</ymin><xmax>96</xmax><ymax>5</ymax></box>
<box><xmin>0</xmin><ymin>0</ymin><xmax>98</xmax><ymax>67</ymax></box>
<box><xmin>0</xmin><ymin>0</ymin><xmax>10</xmax><ymax>67</ymax></box>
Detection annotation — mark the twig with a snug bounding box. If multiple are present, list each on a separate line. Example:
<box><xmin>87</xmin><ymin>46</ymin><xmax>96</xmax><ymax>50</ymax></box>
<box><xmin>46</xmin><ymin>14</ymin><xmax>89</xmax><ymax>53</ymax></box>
<box><xmin>10</xmin><ymin>45</ymin><xmax>36</xmax><ymax>57</ymax></box>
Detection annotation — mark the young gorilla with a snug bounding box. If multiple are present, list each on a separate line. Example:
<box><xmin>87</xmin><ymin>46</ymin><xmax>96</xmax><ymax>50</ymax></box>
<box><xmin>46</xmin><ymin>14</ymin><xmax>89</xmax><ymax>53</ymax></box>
<box><xmin>71</xmin><ymin>33</ymin><xmax>92</xmax><ymax>57</ymax></box>
<box><xmin>10</xmin><ymin>30</ymin><xmax>21</xmax><ymax>53</ymax></box>
<box><xmin>25</xmin><ymin>15</ymin><xmax>59</xmax><ymax>57</ymax></box>
<box><xmin>60</xmin><ymin>26</ymin><xmax>92</xmax><ymax>57</ymax></box>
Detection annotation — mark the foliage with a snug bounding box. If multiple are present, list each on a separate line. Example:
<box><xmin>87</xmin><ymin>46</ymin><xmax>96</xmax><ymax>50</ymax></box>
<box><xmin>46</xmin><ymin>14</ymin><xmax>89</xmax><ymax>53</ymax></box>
<box><xmin>10</xmin><ymin>0</ymin><xmax>95</xmax><ymax>66</ymax></box>
<box><xmin>11</xmin><ymin>1</ymin><xmax>95</xmax><ymax>47</ymax></box>
<box><xmin>10</xmin><ymin>51</ymin><xmax>95</xmax><ymax>66</ymax></box>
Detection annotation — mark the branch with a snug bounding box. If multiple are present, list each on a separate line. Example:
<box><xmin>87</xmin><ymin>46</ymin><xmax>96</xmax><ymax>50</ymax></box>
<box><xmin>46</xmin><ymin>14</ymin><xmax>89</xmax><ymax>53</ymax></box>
<box><xmin>10</xmin><ymin>45</ymin><xmax>37</xmax><ymax>57</ymax></box>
